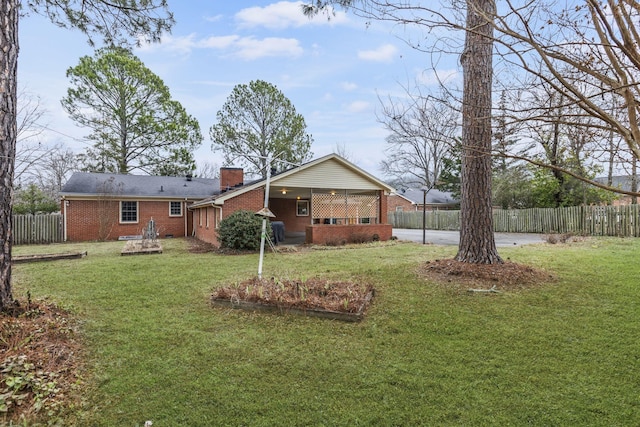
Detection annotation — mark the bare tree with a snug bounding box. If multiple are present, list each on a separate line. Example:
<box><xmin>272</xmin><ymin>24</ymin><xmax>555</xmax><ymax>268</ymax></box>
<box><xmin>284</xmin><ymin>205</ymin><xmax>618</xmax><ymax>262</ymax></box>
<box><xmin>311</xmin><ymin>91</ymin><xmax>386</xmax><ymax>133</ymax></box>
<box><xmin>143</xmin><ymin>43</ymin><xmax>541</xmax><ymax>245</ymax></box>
<box><xmin>490</xmin><ymin>1</ymin><xmax>640</xmax><ymax>198</ymax></box>
<box><xmin>378</xmin><ymin>85</ymin><xmax>459</xmax><ymax>191</ymax></box>
<box><xmin>15</xmin><ymin>89</ymin><xmax>50</xmax><ymax>184</ymax></box>
<box><xmin>196</xmin><ymin>161</ymin><xmax>221</xmax><ymax>179</ymax></box>
<box><xmin>333</xmin><ymin>142</ymin><xmax>356</xmax><ymax>163</ymax></box>
<box><xmin>36</xmin><ymin>145</ymin><xmax>78</xmax><ymax>201</ymax></box>
<box><xmin>96</xmin><ymin>177</ymin><xmax>122</xmax><ymax>241</ymax></box>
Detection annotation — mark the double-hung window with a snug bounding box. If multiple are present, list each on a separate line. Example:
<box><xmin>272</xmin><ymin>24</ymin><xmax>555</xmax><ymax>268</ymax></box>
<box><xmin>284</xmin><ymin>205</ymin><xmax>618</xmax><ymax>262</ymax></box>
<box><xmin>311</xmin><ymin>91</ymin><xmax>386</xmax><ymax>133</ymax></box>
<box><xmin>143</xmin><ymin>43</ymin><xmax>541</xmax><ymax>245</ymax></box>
<box><xmin>170</xmin><ymin>201</ymin><xmax>182</xmax><ymax>217</ymax></box>
<box><xmin>120</xmin><ymin>201</ymin><xmax>138</xmax><ymax>223</ymax></box>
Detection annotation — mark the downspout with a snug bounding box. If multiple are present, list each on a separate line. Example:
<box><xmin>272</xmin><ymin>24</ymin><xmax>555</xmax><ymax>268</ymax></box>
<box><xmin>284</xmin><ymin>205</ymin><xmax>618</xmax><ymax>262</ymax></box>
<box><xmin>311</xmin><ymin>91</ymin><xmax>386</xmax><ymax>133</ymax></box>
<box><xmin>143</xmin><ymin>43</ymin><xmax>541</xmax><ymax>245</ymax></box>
<box><xmin>62</xmin><ymin>198</ymin><xmax>68</xmax><ymax>242</ymax></box>
<box><xmin>184</xmin><ymin>199</ymin><xmax>188</xmax><ymax>237</ymax></box>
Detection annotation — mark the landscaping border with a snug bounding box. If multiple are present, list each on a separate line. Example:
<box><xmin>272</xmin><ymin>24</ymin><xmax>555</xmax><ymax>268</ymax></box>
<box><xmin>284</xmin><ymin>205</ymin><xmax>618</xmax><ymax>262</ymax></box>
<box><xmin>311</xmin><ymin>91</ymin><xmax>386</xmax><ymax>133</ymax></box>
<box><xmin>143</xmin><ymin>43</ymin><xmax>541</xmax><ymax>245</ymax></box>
<box><xmin>211</xmin><ymin>290</ymin><xmax>374</xmax><ymax>322</ymax></box>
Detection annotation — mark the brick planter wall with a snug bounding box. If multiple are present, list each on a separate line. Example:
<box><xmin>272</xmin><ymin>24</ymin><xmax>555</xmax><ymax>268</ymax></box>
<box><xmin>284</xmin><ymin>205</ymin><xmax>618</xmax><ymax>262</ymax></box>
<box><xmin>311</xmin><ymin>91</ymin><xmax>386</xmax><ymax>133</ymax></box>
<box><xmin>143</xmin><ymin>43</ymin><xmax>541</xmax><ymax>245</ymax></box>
<box><xmin>305</xmin><ymin>224</ymin><xmax>393</xmax><ymax>245</ymax></box>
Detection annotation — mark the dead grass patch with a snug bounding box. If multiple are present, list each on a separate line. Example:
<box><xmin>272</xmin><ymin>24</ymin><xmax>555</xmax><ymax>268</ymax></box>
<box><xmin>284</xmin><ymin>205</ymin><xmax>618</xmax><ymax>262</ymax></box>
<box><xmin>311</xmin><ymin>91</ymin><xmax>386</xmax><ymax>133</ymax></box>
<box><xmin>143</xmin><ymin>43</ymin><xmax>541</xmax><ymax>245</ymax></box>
<box><xmin>212</xmin><ymin>276</ymin><xmax>374</xmax><ymax>315</ymax></box>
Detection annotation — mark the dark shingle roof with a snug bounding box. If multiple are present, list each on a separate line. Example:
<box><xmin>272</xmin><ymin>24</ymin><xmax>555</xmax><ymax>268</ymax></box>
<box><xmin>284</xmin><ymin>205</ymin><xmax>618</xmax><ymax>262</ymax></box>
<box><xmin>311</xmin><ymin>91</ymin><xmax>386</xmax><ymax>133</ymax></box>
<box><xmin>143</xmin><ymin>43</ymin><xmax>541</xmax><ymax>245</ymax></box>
<box><xmin>60</xmin><ymin>172</ymin><xmax>219</xmax><ymax>199</ymax></box>
<box><xmin>395</xmin><ymin>188</ymin><xmax>459</xmax><ymax>205</ymax></box>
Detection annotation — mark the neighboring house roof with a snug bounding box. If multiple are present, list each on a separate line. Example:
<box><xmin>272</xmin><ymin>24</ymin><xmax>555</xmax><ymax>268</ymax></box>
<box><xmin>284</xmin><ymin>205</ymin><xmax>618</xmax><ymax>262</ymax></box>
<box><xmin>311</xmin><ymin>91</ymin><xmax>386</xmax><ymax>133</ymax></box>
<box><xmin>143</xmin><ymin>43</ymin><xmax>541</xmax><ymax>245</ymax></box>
<box><xmin>60</xmin><ymin>172</ymin><xmax>219</xmax><ymax>199</ymax></box>
<box><xmin>595</xmin><ymin>175</ymin><xmax>639</xmax><ymax>192</ymax></box>
<box><xmin>392</xmin><ymin>188</ymin><xmax>459</xmax><ymax>205</ymax></box>
<box><xmin>192</xmin><ymin>153</ymin><xmax>395</xmax><ymax>208</ymax></box>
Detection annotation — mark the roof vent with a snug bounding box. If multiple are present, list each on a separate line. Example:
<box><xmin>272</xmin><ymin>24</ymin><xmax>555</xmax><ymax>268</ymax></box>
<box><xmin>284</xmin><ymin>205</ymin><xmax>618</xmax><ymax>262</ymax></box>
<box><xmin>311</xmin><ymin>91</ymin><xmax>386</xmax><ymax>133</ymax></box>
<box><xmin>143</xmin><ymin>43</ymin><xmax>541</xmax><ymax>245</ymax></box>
<box><xmin>186</xmin><ymin>174</ymin><xmax>192</xmax><ymax>181</ymax></box>
<box><xmin>160</xmin><ymin>185</ymin><xmax>164</xmax><ymax>192</ymax></box>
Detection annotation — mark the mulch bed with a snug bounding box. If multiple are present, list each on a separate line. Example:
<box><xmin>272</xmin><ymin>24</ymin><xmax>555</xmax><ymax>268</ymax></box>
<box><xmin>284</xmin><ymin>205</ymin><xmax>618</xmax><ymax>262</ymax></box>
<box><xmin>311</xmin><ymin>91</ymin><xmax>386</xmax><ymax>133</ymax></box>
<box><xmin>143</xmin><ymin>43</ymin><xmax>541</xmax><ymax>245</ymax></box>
<box><xmin>417</xmin><ymin>258</ymin><xmax>555</xmax><ymax>292</ymax></box>
<box><xmin>1</xmin><ymin>300</ymin><xmax>83</xmax><ymax>424</ymax></box>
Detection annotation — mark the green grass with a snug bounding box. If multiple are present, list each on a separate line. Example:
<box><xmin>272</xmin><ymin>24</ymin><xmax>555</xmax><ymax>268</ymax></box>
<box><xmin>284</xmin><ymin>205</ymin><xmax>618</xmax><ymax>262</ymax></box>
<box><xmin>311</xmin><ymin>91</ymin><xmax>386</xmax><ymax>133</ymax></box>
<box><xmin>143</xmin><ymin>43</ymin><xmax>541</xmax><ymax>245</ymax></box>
<box><xmin>12</xmin><ymin>238</ymin><xmax>640</xmax><ymax>426</ymax></box>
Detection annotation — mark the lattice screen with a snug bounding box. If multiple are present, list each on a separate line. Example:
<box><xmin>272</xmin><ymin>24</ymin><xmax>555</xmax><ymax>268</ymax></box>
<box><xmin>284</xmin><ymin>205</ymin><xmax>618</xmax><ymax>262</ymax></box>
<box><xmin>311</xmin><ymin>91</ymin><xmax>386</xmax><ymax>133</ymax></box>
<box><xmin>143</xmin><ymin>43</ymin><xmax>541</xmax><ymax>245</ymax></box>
<box><xmin>311</xmin><ymin>193</ymin><xmax>379</xmax><ymax>223</ymax></box>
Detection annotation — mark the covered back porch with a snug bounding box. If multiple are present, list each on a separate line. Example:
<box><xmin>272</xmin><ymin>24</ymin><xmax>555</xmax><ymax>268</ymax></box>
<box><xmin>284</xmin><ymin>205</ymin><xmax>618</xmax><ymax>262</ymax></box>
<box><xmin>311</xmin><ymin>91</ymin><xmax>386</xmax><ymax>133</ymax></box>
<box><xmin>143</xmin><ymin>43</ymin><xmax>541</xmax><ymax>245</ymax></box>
<box><xmin>268</xmin><ymin>188</ymin><xmax>392</xmax><ymax>245</ymax></box>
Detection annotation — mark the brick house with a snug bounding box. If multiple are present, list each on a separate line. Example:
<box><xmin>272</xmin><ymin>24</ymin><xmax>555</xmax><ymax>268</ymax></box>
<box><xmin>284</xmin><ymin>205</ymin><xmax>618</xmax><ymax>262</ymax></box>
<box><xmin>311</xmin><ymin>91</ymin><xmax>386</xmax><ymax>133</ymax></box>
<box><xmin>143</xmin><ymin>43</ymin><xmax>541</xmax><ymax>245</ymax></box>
<box><xmin>191</xmin><ymin>154</ymin><xmax>395</xmax><ymax>246</ymax></box>
<box><xmin>388</xmin><ymin>188</ymin><xmax>459</xmax><ymax>212</ymax></box>
<box><xmin>60</xmin><ymin>154</ymin><xmax>395</xmax><ymax>245</ymax></box>
<box><xmin>60</xmin><ymin>173</ymin><xmax>218</xmax><ymax>241</ymax></box>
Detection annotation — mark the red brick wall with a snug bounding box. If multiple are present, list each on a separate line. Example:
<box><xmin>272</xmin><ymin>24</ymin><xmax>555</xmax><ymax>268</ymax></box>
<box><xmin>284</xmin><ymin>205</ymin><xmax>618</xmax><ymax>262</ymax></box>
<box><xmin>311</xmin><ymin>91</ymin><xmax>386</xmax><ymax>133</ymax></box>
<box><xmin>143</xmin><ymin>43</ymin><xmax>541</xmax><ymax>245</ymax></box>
<box><xmin>269</xmin><ymin>198</ymin><xmax>312</xmax><ymax>232</ymax></box>
<box><xmin>64</xmin><ymin>199</ymin><xmax>188</xmax><ymax>241</ymax></box>
<box><xmin>191</xmin><ymin>188</ymin><xmax>265</xmax><ymax>247</ymax></box>
<box><xmin>387</xmin><ymin>194</ymin><xmax>415</xmax><ymax>212</ymax></box>
<box><xmin>305</xmin><ymin>224</ymin><xmax>393</xmax><ymax>244</ymax></box>
<box><xmin>221</xmin><ymin>188</ymin><xmax>265</xmax><ymax>219</ymax></box>
<box><xmin>193</xmin><ymin>206</ymin><xmax>221</xmax><ymax>246</ymax></box>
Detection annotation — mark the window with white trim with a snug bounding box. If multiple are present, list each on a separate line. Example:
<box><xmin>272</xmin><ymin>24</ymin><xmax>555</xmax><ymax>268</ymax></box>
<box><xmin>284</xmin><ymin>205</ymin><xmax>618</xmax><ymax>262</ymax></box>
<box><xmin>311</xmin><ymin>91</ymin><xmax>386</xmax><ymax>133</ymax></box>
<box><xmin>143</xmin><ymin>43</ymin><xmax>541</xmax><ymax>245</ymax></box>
<box><xmin>120</xmin><ymin>201</ymin><xmax>138</xmax><ymax>223</ymax></box>
<box><xmin>170</xmin><ymin>201</ymin><xmax>182</xmax><ymax>217</ymax></box>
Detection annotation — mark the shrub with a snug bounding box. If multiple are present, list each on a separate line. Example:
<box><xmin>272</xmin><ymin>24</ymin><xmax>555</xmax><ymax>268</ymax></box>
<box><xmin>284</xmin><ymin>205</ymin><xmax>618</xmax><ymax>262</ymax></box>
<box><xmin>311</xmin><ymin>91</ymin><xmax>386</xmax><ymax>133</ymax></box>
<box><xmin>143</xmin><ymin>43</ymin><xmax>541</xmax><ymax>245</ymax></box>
<box><xmin>324</xmin><ymin>237</ymin><xmax>347</xmax><ymax>246</ymax></box>
<box><xmin>217</xmin><ymin>210</ymin><xmax>264</xmax><ymax>250</ymax></box>
<box><xmin>544</xmin><ymin>233</ymin><xmax>575</xmax><ymax>244</ymax></box>
<box><xmin>348</xmin><ymin>232</ymin><xmax>373</xmax><ymax>244</ymax></box>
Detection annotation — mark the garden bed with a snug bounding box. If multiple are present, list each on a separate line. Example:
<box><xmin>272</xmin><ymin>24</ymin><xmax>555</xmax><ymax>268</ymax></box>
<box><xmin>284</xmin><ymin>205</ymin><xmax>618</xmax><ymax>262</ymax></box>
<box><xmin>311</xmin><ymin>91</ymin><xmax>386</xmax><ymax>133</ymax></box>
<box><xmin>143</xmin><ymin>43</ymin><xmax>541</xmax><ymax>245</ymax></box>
<box><xmin>211</xmin><ymin>277</ymin><xmax>374</xmax><ymax>322</ymax></box>
<box><xmin>120</xmin><ymin>240</ymin><xmax>163</xmax><ymax>255</ymax></box>
<box><xmin>12</xmin><ymin>251</ymin><xmax>87</xmax><ymax>264</ymax></box>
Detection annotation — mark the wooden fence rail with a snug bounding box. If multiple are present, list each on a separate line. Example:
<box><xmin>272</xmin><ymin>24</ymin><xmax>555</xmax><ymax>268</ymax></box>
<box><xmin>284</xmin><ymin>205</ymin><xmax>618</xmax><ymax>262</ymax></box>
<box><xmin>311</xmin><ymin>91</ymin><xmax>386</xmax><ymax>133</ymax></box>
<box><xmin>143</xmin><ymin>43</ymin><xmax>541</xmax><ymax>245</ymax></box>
<box><xmin>12</xmin><ymin>213</ymin><xmax>64</xmax><ymax>245</ymax></box>
<box><xmin>388</xmin><ymin>205</ymin><xmax>640</xmax><ymax>237</ymax></box>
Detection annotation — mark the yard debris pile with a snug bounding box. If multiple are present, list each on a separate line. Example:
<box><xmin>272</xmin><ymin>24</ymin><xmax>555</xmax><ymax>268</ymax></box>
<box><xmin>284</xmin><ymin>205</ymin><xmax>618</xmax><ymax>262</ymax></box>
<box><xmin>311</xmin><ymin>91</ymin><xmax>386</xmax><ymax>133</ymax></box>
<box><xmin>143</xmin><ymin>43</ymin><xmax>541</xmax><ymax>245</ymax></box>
<box><xmin>0</xmin><ymin>300</ymin><xmax>83</xmax><ymax>424</ymax></box>
<box><xmin>212</xmin><ymin>277</ymin><xmax>374</xmax><ymax>314</ymax></box>
<box><xmin>418</xmin><ymin>259</ymin><xmax>555</xmax><ymax>291</ymax></box>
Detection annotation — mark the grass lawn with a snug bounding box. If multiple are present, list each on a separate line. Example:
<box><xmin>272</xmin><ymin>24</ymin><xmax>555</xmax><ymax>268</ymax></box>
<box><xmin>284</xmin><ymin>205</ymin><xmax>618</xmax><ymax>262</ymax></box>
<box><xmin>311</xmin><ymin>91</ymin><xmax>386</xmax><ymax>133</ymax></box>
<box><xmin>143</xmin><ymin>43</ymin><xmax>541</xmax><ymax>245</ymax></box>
<box><xmin>11</xmin><ymin>237</ymin><xmax>640</xmax><ymax>426</ymax></box>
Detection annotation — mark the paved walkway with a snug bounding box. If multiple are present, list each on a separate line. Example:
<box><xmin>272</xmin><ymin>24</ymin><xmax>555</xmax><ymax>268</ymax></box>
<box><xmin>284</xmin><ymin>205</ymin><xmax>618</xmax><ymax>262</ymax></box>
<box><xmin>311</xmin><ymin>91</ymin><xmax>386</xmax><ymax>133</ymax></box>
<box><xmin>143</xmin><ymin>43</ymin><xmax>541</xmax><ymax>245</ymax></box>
<box><xmin>393</xmin><ymin>228</ymin><xmax>545</xmax><ymax>247</ymax></box>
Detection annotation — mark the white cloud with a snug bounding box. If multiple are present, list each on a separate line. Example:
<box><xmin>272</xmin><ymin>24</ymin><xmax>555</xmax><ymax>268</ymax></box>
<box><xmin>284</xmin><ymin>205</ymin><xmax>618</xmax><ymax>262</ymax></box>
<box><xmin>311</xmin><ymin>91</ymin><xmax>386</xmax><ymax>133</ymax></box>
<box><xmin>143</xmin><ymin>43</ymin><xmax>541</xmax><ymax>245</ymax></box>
<box><xmin>345</xmin><ymin>100</ymin><xmax>371</xmax><ymax>113</ymax></box>
<box><xmin>137</xmin><ymin>33</ymin><xmax>198</xmax><ymax>55</ymax></box>
<box><xmin>358</xmin><ymin>43</ymin><xmax>398</xmax><ymax>62</ymax></box>
<box><xmin>416</xmin><ymin>68</ymin><xmax>460</xmax><ymax>86</ymax></box>
<box><xmin>341</xmin><ymin>82</ymin><xmax>358</xmax><ymax>91</ymax></box>
<box><xmin>136</xmin><ymin>33</ymin><xmax>302</xmax><ymax>61</ymax></box>
<box><xmin>322</xmin><ymin>93</ymin><xmax>333</xmax><ymax>101</ymax></box>
<box><xmin>233</xmin><ymin>37</ymin><xmax>303</xmax><ymax>60</ymax></box>
<box><xmin>198</xmin><ymin>35</ymin><xmax>240</xmax><ymax>50</ymax></box>
<box><xmin>204</xmin><ymin>14</ymin><xmax>224</xmax><ymax>23</ymax></box>
<box><xmin>235</xmin><ymin>1</ymin><xmax>348</xmax><ymax>29</ymax></box>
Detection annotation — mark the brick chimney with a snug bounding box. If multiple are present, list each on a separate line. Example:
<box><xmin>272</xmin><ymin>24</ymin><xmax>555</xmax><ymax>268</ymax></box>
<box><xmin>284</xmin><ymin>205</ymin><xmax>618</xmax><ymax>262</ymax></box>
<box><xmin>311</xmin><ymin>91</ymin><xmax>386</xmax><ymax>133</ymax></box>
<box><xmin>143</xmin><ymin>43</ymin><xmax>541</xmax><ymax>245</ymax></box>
<box><xmin>220</xmin><ymin>167</ymin><xmax>243</xmax><ymax>191</ymax></box>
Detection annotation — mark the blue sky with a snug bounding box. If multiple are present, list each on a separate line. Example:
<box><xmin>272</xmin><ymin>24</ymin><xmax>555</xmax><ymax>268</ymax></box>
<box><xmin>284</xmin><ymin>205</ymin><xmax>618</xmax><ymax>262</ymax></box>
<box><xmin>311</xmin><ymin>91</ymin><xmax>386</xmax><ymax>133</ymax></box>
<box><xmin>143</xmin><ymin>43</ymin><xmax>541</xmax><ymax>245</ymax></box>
<box><xmin>18</xmin><ymin>1</ymin><xmax>460</xmax><ymax>177</ymax></box>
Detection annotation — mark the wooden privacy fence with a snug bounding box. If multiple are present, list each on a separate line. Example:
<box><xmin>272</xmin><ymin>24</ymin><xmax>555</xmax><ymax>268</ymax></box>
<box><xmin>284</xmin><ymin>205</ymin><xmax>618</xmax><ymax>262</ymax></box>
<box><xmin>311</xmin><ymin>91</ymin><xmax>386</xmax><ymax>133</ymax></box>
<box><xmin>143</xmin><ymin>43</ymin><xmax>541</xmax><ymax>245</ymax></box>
<box><xmin>13</xmin><ymin>213</ymin><xmax>64</xmax><ymax>245</ymax></box>
<box><xmin>388</xmin><ymin>205</ymin><xmax>640</xmax><ymax>237</ymax></box>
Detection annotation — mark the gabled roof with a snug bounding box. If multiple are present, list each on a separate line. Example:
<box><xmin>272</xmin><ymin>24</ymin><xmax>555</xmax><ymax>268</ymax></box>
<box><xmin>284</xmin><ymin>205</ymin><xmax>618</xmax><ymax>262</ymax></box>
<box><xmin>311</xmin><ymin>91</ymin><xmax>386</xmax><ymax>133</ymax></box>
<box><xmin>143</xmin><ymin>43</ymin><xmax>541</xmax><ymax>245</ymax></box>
<box><xmin>391</xmin><ymin>188</ymin><xmax>459</xmax><ymax>205</ymax></box>
<box><xmin>191</xmin><ymin>154</ymin><xmax>395</xmax><ymax>208</ymax></box>
<box><xmin>60</xmin><ymin>172</ymin><xmax>219</xmax><ymax>199</ymax></box>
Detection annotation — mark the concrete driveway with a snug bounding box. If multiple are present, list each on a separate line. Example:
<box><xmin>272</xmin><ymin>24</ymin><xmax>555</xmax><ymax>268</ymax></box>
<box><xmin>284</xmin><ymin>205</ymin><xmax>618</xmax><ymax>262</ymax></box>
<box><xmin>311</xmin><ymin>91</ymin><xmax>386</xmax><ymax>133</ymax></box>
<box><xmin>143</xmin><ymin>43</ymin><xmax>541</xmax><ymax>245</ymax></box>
<box><xmin>392</xmin><ymin>228</ymin><xmax>545</xmax><ymax>247</ymax></box>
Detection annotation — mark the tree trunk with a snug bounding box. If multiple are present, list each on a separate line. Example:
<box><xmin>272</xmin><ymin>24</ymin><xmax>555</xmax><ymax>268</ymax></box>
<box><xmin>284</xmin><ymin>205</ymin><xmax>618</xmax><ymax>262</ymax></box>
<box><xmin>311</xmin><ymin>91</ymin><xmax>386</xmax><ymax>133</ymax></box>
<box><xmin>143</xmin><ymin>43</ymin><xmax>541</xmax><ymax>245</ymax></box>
<box><xmin>0</xmin><ymin>0</ymin><xmax>18</xmax><ymax>310</ymax></box>
<box><xmin>455</xmin><ymin>0</ymin><xmax>502</xmax><ymax>264</ymax></box>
